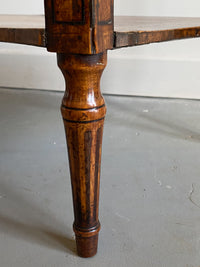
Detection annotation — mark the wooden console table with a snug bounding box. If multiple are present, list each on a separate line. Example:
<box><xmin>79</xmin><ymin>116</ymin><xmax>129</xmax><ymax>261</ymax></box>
<box><xmin>1</xmin><ymin>0</ymin><xmax>200</xmax><ymax>258</ymax></box>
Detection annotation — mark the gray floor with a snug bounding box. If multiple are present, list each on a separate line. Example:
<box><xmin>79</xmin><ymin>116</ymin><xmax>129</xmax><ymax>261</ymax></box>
<box><xmin>1</xmin><ymin>88</ymin><xmax>200</xmax><ymax>267</ymax></box>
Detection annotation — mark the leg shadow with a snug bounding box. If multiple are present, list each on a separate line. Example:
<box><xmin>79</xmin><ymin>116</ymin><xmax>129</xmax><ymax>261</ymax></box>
<box><xmin>0</xmin><ymin>180</ymin><xmax>76</xmax><ymax>255</ymax></box>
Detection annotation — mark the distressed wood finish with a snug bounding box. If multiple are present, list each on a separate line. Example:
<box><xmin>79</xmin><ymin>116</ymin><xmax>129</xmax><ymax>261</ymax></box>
<box><xmin>44</xmin><ymin>0</ymin><xmax>114</xmax><ymax>54</ymax></box>
<box><xmin>0</xmin><ymin>28</ymin><xmax>45</xmax><ymax>47</ymax></box>
<box><xmin>58</xmin><ymin>52</ymin><xmax>107</xmax><ymax>257</ymax></box>
<box><xmin>0</xmin><ymin>15</ymin><xmax>45</xmax><ymax>47</ymax></box>
<box><xmin>114</xmin><ymin>16</ymin><xmax>200</xmax><ymax>48</ymax></box>
<box><xmin>1</xmin><ymin>15</ymin><xmax>200</xmax><ymax>48</ymax></box>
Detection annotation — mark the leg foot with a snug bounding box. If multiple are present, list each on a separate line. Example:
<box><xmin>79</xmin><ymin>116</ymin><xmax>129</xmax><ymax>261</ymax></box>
<box><xmin>74</xmin><ymin>222</ymin><xmax>100</xmax><ymax>257</ymax></box>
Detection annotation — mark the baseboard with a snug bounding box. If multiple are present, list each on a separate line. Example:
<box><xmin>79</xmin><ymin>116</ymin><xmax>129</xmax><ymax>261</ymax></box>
<box><xmin>0</xmin><ymin>43</ymin><xmax>200</xmax><ymax>99</ymax></box>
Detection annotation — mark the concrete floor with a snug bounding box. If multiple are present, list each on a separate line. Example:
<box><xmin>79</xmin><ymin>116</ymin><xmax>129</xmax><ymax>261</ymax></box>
<box><xmin>1</xmin><ymin>88</ymin><xmax>200</xmax><ymax>267</ymax></box>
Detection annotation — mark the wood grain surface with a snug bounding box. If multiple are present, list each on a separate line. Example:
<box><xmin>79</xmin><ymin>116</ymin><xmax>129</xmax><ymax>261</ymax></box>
<box><xmin>44</xmin><ymin>0</ymin><xmax>114</xmax><ymax>54</ymax></box>
<box><xmin>1</xmin><ymin>15</ymin><xmax>200</xmax><ymax>48</ymax></box>
<box><xmin>58</xmin><ymin>52</ymin><xmax>107</xmax><ymax>257</ymax></box>
<box><xmin>0</xmin><ymin>15</ymin><xmax>45</xmax><ymax>47</ymax></box>
<box><xmin>114</xmin><ymin>16</ymin><xmax>200</xmax><ymax>48</ymax></box>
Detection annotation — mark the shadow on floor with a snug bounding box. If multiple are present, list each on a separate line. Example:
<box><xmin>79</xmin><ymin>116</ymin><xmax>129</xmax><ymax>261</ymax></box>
<box><xmin>0</xmin><ymin>180</ymin><xmax>76</xmax><ymax>255</ymax></box>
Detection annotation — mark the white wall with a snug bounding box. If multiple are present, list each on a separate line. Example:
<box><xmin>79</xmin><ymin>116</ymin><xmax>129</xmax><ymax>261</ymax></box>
<box><xmin>0</xmin><ymin>0</ymin><xmax>200</xmax><ymax>99</ymax></box>
<box><xmin>0</xmin><ymin>0</ymin><xmax>44</xmax><ymax>14</ymax></box>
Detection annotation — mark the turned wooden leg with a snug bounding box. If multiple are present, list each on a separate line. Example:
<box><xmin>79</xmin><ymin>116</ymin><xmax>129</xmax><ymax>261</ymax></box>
<box><xmin>57</xmin><ymin>52</ymin><xmax>107</xmax><ymax>257</ymax></box>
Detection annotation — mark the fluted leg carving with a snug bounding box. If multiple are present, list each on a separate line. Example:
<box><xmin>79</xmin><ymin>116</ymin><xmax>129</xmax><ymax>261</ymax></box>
<box><xmin>57</xmin><ymin>52</ymin><xmax>107</xmax><ymax>257</ymax></box>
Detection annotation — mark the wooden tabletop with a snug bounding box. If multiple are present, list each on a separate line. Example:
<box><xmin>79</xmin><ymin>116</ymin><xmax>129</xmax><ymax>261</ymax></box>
<box><xmin>114</xmin><ymin>16</ymin><xmax>200</xmax><ymax>48</ymax></box>
<box><xmin>0</xmin><ymin>15</ymin><xmax>45</xmax><ymax>47</ymax></box>
<box><xmin>0</xmin><ymin>15</ymin><xmax>200</xmax><ymax>48</ymax></box>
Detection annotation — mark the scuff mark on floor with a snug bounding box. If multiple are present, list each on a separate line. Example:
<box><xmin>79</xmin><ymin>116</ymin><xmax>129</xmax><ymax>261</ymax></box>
<box><xmin>115</xmin><ymin>212</ymin><xmax>130</xmax><ymax>222</ymax></box>
<box><xmin>188</xmin><ymin>183</ymin><xmax>200</xmax><ymax>209</ymax></box>
<box><xmin>166</xmin><ymin>185</ymin><xmax>172</xmax><ymax>189</ymax></box>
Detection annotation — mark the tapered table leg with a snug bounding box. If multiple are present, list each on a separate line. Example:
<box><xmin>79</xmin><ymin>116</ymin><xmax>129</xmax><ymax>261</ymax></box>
<box><xmin>57</xmin><ymin>52</ymin><xmax>107</xmax><ymax>257</ymax></box>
